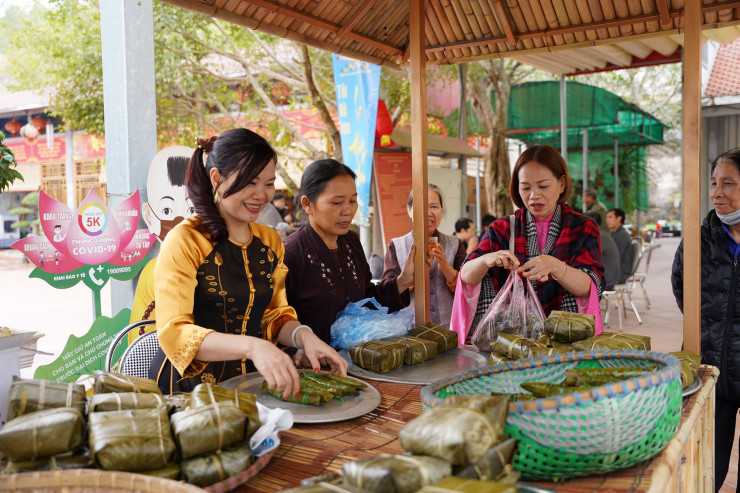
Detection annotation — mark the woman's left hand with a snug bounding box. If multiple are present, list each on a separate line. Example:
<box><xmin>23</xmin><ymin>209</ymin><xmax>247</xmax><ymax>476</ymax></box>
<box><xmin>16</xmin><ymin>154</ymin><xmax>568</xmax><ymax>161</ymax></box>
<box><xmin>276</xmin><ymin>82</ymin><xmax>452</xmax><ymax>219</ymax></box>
<box><xmin>298</xmin><ymin>331</ymin><xmax>348</xmax><ymax>376</ymax></box>
<box><xmin>518</xmin><ymin>255</ymin><xmax>565</xmax><ymax>283</ymax></box>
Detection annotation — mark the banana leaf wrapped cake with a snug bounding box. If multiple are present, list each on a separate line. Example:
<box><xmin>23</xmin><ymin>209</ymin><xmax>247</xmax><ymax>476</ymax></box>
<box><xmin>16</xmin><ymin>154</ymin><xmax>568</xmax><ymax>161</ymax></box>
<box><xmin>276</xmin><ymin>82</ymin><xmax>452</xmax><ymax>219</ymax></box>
<box><xmin>571</xmin><ymin>332</ymin><xmax>651</xmax><ymax>352</ymax></box>
<box><xmin>671</xmin><ymin>351</ymin><xmax>701</xmax><ymax>389</ymax></box>
<box><xmin>399</xmin><ymin>396</ymin><xmax>508</xmax><ymax>465</ymax></box>
<box><xmin>544</xmin><ymin>311</ymin><xmax>595</xmax><ymax>343</ymax></box>
<box><xmin>408</xmin><ymin>323</ymin><xmax>458</xmax><ymax>353</ymax></box>
<box><xmin>137</xmin><ymin>462</ymin><xmax>181</xmax><ymax>480</ymax></box>
<box><xmin>491</xmin><ymin>333</ymin><xmax>545</xmax><ymax>360</ymax></box>
<box><xmin>342</xmin><ymin>454</ymin><xmax>451</xmax><ymax>493</ymax></box>
<box><xmin>488</xmin><ymin>353</ymin><xmax>513</xmax><ymax>366</ymax></box>
<box><xmin>93</xmin><ymin>371</ymin><xmax>162</xmax><ymax>394</ymax></box>
<box><xmin>88</xmin><ymin>392</ymin><xmax>170</xmax><ymax>413</ymax></box>
<box><xmin>89</xmin><ymin>406</ymin><xmax>176</xmax><ymax>472</ymax></box>
<box><xmin>6</xmin><ymin>377</ymin><xmax>86</xmax><ymax>421</ymax></box>
<box><xmin>384</xmin><ymin>336</ymin><xmax>438</xmax><ymax>365</ymax></box>
<box><xmin>4</xmin><ymin>451</ymin><xmax>91</xmax><ymax>474</ymax></box>
<box><xmin>348</xmin><ymin>340</ymin><xmax>407</xmax><ymax>373</ymax></box>
<box><xmin>170</xmin><ymin>401</ymin><xmax>247</xmax><ymax>459</ymax></box>
<box><xmin>183</xmin><ymin>383</ymin><xmax>260</xmax><ymax>437</ymax></box>
<box><xmin>180</xmin><ymin>446</ymin><xmax>253</xmax><ymax>487</ymax></box>
<box><xmin>454</xmin><ymin>437</ymin><xmax>517</xmax><ymax>481</ymax></box>
<box><xmin>0</xmin><ymin>407</ymin><xmax>85</xmax><ymax>461</ymax></box>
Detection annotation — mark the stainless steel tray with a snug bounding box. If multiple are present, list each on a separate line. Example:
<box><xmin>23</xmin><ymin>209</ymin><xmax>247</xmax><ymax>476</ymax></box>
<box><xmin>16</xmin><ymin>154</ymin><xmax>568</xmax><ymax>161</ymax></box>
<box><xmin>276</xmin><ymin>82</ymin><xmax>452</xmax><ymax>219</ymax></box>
<box><xmin>340</xmin><ymin>347</ymin><xmax>489</xmax><ymax>385</ymax></box>
<box><xmin>682</xmin><ymin>376</ymin><xmax>702</xmax><ymax>397</ymax></box>
<box><xmin>220</xmin><ymin>373</ymin><xmax>381</xmax><ymax>424</ymax></box>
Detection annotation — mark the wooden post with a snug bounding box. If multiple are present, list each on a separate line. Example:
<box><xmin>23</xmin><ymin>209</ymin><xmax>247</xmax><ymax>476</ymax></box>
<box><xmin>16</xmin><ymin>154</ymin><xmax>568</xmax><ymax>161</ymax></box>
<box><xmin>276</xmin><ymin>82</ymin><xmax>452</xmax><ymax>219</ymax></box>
<box><xmin>683</xmin><ymin>1</ymin><xmax>701</xmax><ymax>354</ymax></box>
<box><xmin>410</xmin><ymin>0</ymin><xmax>430</xmax><ymax>324</ymax></box>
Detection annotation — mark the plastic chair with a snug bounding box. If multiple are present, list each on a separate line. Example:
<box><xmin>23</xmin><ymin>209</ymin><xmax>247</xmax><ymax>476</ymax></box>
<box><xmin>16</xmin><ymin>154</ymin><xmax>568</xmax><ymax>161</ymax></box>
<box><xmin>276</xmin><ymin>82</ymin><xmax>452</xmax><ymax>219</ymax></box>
<box><xmin>603</xmin><ymin>239</ymin><xmax>643</xmax><ymax>328</ymax></box>
<box><xmin>631</xmin><ymin>242</ymin><xmax>661</xmax><ymax>309</ymax></box>
<box><xmin>105</xmin><ymin>319</ymin><xmax>159</xmax><ymax>378</ymax></box>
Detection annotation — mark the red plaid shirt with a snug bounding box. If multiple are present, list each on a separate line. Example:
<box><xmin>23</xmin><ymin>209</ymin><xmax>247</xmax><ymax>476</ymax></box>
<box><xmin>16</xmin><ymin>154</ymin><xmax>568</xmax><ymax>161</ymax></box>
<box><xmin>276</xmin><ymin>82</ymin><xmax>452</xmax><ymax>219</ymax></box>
<box><xmin>466</xmin><ymin>204</ymin><xmax>604</xmax><ymax>316</ymax></box>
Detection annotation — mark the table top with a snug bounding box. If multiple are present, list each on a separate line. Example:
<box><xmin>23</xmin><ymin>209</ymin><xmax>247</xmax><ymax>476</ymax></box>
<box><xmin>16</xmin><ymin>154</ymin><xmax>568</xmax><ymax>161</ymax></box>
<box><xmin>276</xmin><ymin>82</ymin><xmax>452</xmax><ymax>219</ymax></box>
<box><xmin>235</xmin><ymin>366</ymin><xmax>718</xmax><ymax>493</ymax></box>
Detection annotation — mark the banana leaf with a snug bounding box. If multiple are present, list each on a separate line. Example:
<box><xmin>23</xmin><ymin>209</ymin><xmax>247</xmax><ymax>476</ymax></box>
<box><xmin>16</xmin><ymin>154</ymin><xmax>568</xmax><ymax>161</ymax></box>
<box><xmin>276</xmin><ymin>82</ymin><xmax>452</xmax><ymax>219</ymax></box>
<box><xmin>399</xmin><ymin>406</ymin><xmax>504</xmax><ymax>465</ymax></box>
<box><xmin>672</xmin><ymin>351</ymin><xmax>701</xmax><ymax>389</ymax></box>
<box><xmin>170</xmin><ymin>402</ymin><xmax>247</xmax><ymax>459</ymax></box>
<box><xmin>4</xmin><ymin>450</ymin><xmax>91</xmax><ymax>473</ymax></box>
<box><xmin>93</xmin><ymin>371</ymin><xmax>162</xmax><ymax>394</ymax></box>
<box><xmin>180</xmin><ymin>446</ymin><xmax>253</xmax><ymax>487</ymax></box>
<box><xmin>89</xmin><ymin>407</ymin><xmax>176</xmax><ymax>471</ymax></box>
<box><xmin>488</xmin><ymin>352</ymin><xmax>512</xmax><ymax>366</ymax></box>
<box><xmin>544</xmin><ymin>311</ymin><xmax>595</xmax><ymax>343</ymax></box>
<box><xmin>88</xmin><ymin>392</ymin><xmax>170</xmax><ymax>413</ymax></box>
<box><xmin>454</xmin><ymin>438</ymin><xmax>518</xmax><ymax>481</ymax></box>
<box><xmin>491</xmin><ymin>334</ymin><xmax>544</xmax><ymax>360</ymax></box>
<box><xmin>520</xmin><ymin>382</ymin><xmax>591</xmax><ymax>398</ymax></box>
<box><xmin>184</xmin><ymin>383</ymin><xmax>261</xmax><ymax>438</ymax></box>
<box><xmin>491</xmin><ymin>392</ymin><xmax>533</xmax><ymax>402</ymax></box>
<box><xmin>563</xmin><ymin>367</ymin><xmax>648</xmax><ymax>387</ymax></box>
<box><xmin>342</xmin><ymin>454</ymin><xmax>451</xmax><ymax>493</ymax></box>
<box><xmin>408</xmin><ymin>323</ymin><xmax>458</xmax><ymax>353</ymax></box>
<box><xmin>529</xmin><ymin>345</ymin><xmax>572</xmax><ymax>358</ymax></box>
<box><xmin>348</xmin><ymin>340</ymin><xmax>407</xmax><ymax>373</ymax></box>
<box><xmin>7</xmin><ymin>377</ymin><xmax>86</xmax><ymax>420</ymax></box>
<box><xmin>571</xmin><ymin>332</ymin><xmax>651</xmax><ymax>352</ymax></box>
<box><xmin>383</xmin><ymin>336</ymin><xmax>438</xmax><ymax>365</ymax></box>
<box><xmin>416</xmin><ymin>476</ymin><xmax>518</xmax><ymax>493</ymax></box>
<box><xmin>262</xmin><ymin>382</ymin><xmax>325</xmax><ymax>405</ymax></box>
<box><xmin>138</xmin><ymin>462</ymin><xmax>181</xmax><ymax>480</ymax></box>
<box><xmin>436</xmin><ymin>395</ymin><xmax>509</xmax><ymax>426</ymax></box>
<box><xmin>0</xmin><ymin>407</ymin><xmax>85</xmax><ymax>461</ymax></box>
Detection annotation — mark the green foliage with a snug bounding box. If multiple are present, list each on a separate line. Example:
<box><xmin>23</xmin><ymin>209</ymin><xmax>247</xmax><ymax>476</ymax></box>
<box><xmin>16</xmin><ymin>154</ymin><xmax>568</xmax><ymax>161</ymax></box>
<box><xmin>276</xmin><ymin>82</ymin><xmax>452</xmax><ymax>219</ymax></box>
<box><xmin>9</xmin><ymin>191</ymin><xmax>40</xmax><ymax>235</ymax></box>
<box><xmin>0</xmin><ymin>130</ymin><xmax>23</xmax><ymax>192</ymax></box>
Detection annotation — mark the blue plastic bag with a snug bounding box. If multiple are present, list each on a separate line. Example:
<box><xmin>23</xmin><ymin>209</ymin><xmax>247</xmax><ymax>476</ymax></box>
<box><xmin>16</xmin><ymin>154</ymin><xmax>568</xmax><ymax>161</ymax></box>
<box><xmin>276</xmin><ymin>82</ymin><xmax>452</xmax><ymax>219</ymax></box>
<box><xmin>330</xmin><ymin>298</ymin><xmax>414</xmax><ymax>349</ymax></box>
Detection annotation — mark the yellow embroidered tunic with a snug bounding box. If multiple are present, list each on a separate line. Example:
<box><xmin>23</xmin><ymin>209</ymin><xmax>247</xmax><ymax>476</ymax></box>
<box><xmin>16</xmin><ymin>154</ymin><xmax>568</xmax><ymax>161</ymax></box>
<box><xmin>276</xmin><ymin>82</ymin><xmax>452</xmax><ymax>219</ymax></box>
<box><xmin>151</xmin><ymin>217</ymin><xmax>297</xmax><ymax>393</ymax></box>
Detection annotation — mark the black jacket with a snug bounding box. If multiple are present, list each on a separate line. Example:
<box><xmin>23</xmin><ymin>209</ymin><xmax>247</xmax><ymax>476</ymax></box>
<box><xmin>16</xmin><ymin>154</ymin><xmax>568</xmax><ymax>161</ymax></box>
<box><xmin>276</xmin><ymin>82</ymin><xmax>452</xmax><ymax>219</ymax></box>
<box><xmin>672</xmin><ymin>210</ymin><xmax>740</xmax><ymax>401</ymax></box>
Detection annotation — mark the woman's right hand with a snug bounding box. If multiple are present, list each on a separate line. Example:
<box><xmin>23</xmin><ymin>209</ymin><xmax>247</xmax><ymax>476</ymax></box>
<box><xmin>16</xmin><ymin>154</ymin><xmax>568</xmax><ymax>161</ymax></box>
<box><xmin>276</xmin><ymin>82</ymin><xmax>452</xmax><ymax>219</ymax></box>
<box><xmin>247</xmin><ymin>337</ymin><xmax>300</xmax><ymax>399</ymax></box>
<box><xmin>481</xmin><ymin>250</ymin><xmax>520</xmax><ymax>270</ymax></box>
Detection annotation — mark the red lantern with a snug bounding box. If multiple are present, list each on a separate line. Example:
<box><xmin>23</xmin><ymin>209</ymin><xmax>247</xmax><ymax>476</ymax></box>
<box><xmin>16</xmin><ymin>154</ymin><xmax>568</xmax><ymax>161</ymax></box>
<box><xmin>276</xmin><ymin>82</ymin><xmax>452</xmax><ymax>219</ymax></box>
<box><xmin>4</xmin><ymin>119</ymin><xmax>21</xmax><ymax>136</ymax></box>
<box><xmin>374</xmin><ymin>99</ymin><xmax>395</xmax><ymax>148</ymax></box>
<box><xmin>20</xmin><ymin>123</ymin><xmax>39</xmax><ymax>141</ymax></box>
<box><xmin>31</xmin><ymin>116</ymin><xmax>47</xmax><ymax>132</ymax></box>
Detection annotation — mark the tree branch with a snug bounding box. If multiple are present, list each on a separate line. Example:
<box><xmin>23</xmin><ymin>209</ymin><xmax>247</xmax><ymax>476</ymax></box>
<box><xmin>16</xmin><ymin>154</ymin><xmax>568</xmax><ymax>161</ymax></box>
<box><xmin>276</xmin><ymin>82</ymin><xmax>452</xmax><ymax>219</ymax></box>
<box><xmin>300</xmin><ymin>44</ymin><xmax>342</xmax><ymax>161</ymax></box>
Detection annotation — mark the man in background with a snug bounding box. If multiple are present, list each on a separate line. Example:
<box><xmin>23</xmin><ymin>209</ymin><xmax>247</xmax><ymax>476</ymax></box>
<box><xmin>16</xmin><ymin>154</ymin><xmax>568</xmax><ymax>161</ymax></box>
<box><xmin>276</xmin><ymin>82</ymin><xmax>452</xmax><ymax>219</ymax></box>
<box><xmin>477</xmin><ymin>214</ymin><xmax>496</xmax><ymax>243</ymax></box>
<box><xmin>584</xmin><ymin>189</ymin><xmax>608</xmax><ymax>227</ymax></box>
<box><xmin>607</xmin><ymin>208</ymin><xmax>635</xmax><ymax>284</ymax></box>
<box><xmin>585</xmin><ymin>211</ymin><xmax>620</xmax><ymax>290</ymax></box>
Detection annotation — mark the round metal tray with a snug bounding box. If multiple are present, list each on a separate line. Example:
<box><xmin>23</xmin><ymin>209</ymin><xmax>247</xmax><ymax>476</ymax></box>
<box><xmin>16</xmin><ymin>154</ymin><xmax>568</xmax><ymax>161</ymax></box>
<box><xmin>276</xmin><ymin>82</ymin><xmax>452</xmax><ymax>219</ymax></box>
<box><xmin>339</xmin><ymin>347</ymin><xmax>489</xmax><ymax>385</ymax></box>
<box><xmin>220</xmin><ymin>373</ymin><xmax>381</xmax><ymax>424</ymax></box>
<box><xmin>682</xmin><ymin>376</ymin><xmax>702</xmax><ymax>397</ymax></box>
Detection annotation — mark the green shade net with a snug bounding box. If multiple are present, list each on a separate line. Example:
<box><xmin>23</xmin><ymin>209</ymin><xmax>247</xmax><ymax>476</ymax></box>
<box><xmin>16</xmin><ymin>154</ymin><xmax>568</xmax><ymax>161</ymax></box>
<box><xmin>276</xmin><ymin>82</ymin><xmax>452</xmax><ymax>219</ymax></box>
<box><xmin>445</xmin><ymin>81</ymin><xmax>664</xmax><ymax>213</ymax></box>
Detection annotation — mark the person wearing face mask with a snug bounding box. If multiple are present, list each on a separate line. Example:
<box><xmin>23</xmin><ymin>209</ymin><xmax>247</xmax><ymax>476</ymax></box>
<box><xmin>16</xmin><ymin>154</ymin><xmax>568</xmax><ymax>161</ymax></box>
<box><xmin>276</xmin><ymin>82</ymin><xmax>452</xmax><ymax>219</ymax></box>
<box><xmin>456</xmin><ymin>145</ymin><xmax>604</xmax><ymax>341</ymax></box>
<box><xmin>382</xmin><ymin>184</ymin><xmax>466</xmax><ymax>327</ymax></box>
<box><xmin>130</xmin><ymin>146</ymin><xmax>197</xmax><ymax>324</ymax></box>
<box><xmin>149</xmin><ymin>129</ymin><xmax>347</xmax><ymax>396</ymax></box>
<box><xmin>671</xmin><ymin>148</ymin><xmax>740</xmax><ymax>490</ymax></box>
<box><xmin>283</xmin><ymin>159</ymin><xmax>414</xmax><ymax>347</ymax></box>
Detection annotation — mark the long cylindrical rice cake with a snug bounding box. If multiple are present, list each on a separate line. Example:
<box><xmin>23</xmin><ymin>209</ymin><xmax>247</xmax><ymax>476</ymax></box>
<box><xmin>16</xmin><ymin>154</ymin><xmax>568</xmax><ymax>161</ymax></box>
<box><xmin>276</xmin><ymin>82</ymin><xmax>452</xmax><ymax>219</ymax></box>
<box><xmin>7</xmin><ymin>377</ymin><xmax>86</xmax><ymax>420</ymax></box>
<box><xmin>408</xmin><ymin>323</ymin><xmax>458</xmax><ymax>353</ymax></box>
<box><xmin>383</xmin><ymin>336</ymin><xmax>438</xmax><ymax>365</ymax></box>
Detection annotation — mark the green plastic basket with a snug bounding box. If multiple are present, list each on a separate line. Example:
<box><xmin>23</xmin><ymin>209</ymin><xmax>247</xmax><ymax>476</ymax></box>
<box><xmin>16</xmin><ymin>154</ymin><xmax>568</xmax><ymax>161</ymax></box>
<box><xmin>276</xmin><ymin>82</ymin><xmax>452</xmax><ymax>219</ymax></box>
<box><xmin>419</xmin><ymin>350</ymin><xmax>682</xmax><ymax>480</ymax></box>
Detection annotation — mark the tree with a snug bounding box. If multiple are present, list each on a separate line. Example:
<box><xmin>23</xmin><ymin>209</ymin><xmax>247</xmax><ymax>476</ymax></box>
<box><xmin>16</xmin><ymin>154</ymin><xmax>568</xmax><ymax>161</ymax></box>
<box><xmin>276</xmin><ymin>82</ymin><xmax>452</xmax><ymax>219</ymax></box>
<box><xmin>9</xmin><ymin>191</ymin><xmax>40</xmax><ymax>236</ymax></box>
<box><xmin>0</xmin><ymin>131</ymin><xmax>22</xmax><ymax>192</ymax></box>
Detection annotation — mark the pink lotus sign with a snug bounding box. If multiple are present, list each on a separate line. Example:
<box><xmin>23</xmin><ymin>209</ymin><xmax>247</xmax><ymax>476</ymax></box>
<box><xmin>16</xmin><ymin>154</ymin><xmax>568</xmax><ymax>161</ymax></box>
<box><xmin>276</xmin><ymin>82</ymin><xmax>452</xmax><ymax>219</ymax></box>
<box><xmin>12</xmin><ymin>189</ymin><xmax>155</xmax><ymax>316</ymax></box>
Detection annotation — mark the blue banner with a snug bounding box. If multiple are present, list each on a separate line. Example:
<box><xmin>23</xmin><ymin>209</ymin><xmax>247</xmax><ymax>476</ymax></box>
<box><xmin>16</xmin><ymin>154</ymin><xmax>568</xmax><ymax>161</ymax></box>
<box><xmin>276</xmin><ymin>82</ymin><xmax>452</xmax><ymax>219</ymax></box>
<box><xmin>332</xmin><ymin>55</ymin><xmax>381</xmax><ymax>227</ymax></box>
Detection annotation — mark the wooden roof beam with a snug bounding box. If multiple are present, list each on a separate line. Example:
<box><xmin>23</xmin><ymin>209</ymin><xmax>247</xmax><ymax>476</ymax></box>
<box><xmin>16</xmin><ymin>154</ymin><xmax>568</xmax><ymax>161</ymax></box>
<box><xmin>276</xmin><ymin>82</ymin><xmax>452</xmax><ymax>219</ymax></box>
<box><xmin>491</xmin><ymin>0</ymin><xmax>517</xmax><ymax>46</ymax></box>
<box><xmin>337</xmin><ymin>0</ymin><xmax>377</xmax><ymax>40</ymax></box>
<box><xmin>656</xmin><ymin>0</ymin><xmax>671</xmax><ymax>27</ymax></box>
<box><xmin>244</xmin><ymin>0</ymin><xmax>402</xmax><ymax>55</ymax></box>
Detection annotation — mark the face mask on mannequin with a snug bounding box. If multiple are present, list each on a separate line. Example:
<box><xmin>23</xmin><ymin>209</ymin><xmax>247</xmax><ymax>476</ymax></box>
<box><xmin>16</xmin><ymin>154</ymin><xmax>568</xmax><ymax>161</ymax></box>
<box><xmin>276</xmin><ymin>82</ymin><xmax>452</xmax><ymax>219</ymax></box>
<box><xmin>717</xmin><ymin>208</ymin><xmax>740</xmax><ymax>226</ymax></box>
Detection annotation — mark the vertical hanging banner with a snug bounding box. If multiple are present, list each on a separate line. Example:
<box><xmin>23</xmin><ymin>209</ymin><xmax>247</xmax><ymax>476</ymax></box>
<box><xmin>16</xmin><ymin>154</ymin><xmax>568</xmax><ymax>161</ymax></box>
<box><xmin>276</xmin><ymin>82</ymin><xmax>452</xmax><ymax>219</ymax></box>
<box><xmin>333</xmin><ymin>55</ymin><xmax>381</xmax><ymax>227</ymax></box>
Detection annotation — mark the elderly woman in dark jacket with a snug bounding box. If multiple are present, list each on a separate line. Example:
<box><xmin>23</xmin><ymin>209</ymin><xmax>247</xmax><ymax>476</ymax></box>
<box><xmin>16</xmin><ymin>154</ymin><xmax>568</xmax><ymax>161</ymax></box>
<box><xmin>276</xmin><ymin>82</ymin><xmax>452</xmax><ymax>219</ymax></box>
<box><xmin>672</xmin><ymin>148</ymin><xmax>740</xmax><ymax>491</ymax></box>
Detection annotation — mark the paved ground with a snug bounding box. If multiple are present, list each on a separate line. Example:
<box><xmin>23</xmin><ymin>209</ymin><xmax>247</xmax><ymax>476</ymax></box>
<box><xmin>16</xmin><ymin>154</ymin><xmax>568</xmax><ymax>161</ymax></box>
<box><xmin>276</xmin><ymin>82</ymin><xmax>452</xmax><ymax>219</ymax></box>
<box><xmin>0</xmin><ymin>236</ymin><xmax>735</xmax><ymax>488</ymax></box>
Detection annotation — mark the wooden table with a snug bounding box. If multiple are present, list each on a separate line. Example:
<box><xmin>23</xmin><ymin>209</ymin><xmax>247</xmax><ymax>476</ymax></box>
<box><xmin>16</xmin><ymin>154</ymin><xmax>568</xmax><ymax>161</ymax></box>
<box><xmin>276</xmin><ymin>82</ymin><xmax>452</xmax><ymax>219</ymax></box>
<box><xmin>237</xmin><ymin>366</ymin><xmax>718</xmax><ymax>493</ymax></box>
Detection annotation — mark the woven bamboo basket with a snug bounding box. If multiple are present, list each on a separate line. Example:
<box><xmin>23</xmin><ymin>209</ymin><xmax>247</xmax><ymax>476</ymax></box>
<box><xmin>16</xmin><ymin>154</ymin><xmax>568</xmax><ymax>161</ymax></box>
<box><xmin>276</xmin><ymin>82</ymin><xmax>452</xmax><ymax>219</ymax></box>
<box><xmin>419</xmin><ymin>350</ymin><xmax>682</xmax><ymax>480</ymax></box>
<box><xmin>0</xmin><ymin>469</ymin><xmax>205</xmax><ymax>493</ymax></box>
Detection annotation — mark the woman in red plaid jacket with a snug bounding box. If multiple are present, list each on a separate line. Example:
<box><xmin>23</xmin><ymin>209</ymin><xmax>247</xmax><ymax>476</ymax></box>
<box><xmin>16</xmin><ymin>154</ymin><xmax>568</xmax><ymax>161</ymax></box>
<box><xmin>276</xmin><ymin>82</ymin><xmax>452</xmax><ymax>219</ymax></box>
<box><xmin>460</xmin><ymin>145</ymin><xmax>605</xmax><ymax>329</ymax></box>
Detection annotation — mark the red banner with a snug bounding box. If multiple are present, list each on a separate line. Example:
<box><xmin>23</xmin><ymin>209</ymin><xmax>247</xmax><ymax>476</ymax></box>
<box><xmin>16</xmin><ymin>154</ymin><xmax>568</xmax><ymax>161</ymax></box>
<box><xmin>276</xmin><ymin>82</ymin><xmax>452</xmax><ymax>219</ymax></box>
<box><xmin>373</xmin><ymin>151</ymin><xmax>413</xmax><ymax>247</ymax></box>
<box><xmin>6</xmin><ymin>134</ymin><xmax>105</xmax><ymax>164</ymax></box>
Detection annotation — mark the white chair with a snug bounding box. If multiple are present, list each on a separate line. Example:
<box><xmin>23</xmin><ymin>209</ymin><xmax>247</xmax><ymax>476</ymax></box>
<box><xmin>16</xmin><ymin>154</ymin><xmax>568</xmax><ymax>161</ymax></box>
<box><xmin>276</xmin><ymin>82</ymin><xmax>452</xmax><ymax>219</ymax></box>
<box><xmin>105</xmin><ymin>319</ymin><xmax>160</xmax><ymax>378</ymax></box>
<box><xmin>632</xmin><ymin>241</ymin><xmax>660</xmax><ymax>310</ymax></box>
<box><xmin>603</xmin><ymin>239</ymin><xmax>643</xmax><ymax>328</ymax></box>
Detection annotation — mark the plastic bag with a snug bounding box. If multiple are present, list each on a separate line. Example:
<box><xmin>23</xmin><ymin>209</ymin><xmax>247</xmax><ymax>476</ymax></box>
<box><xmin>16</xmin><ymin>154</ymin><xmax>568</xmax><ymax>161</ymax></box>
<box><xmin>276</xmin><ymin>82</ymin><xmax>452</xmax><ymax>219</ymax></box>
<box><xmin>330</xmin><ymin>298</ymin><xmax>415</xmax><ymax>349</ymax></box>
<box><xmin>471</xmin><ymin>271</ymin><xmax>544</xmax><ymax>351</ymax></box>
